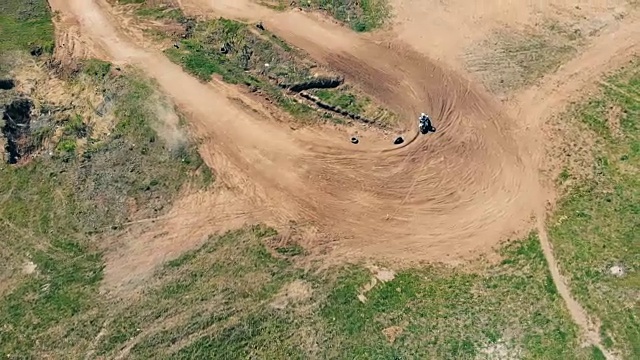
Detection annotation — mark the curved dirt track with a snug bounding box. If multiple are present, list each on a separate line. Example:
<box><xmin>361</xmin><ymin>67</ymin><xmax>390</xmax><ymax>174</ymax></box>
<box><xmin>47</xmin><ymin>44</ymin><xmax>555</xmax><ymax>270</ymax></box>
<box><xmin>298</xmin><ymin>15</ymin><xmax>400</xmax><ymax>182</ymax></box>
<box><xmin>51</xmin><ymin>0</ymin><xmax>536</xmax><ymax>265</ymax></box>
<box><xmin>48</xmin><ymin>1</ymin><xmax>640</xmax><ymax>356</ymax></box>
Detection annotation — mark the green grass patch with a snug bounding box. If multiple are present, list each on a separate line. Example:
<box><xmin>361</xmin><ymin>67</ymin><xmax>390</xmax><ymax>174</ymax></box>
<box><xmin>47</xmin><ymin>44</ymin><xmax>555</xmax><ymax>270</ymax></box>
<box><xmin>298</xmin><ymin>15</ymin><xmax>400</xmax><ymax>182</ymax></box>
<box><xmin>135</xmin><ymin>3</ymin><xmax>186</xmax><ymax>22</ymax></box>
<box><xmin>82</xmin><ymin>59</ymin><xmax>112</xmax><ymax>80</ymax></box>
<box><xmin>0</xmin><ymin>160</ymin><xmax>104</xmax><ymax>358</ymax></box>
<box><xmin>164</xmin><ymin>17</ymin><xmax>321</xmax><ymax>120</ymax></box>
<box><xmin>315</xmin><ymin>88</ymin><xmax>367</xmax><ymax>114</ymax></box>
<box><xmin>93</xmin><ymin>225</ymin><xmax>307</xmax><ymax>357</ymax></box>
<box><xmin>165</xmin><ymin>18</ymin><xmax>310</xmax><ymax>84</ymax></box>
<box><xmin>0</xmin><ymin>0</ymin><xmax>54</xmax><ymax>53</ymax></box>
<box><xmin>56</xmin><ymin>137</ymin><xmax>77</xmax><ymax>153</ymax></box>
<box><xmin>320</xmin><ymin>233</ymin><xmax>583</xmax><ymax>359</ymax></box>
<box><xmin>275</xmin><ymin>243</ymin><xmax>305</xmax><ymax>256</ymax></box>
<box><xmin>298</xmin><ymin>0</ymin><xmax>390</xmax><ymax>32</ymax></box>
<box><xmin>548</xmin><ymin>60</ymin><xmax>640</xmax><ymax>358</ymax></box>
<box><xmin>313</xmin><ymin>86</ymin><xmax>397</xmax><ymax>126</ymax></box>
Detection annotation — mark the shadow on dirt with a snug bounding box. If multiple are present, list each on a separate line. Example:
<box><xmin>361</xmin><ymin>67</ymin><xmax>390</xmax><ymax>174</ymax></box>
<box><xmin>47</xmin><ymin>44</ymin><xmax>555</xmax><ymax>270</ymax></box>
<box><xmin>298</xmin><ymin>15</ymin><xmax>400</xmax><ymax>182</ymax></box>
<box><xmin>2</xmin><ymin>98</ymin><xmax>33</xmax><ymax>164</ymax></box>
<box><xmin>0</xmin><ymin>79</ymin><xmax>16</xmax><ymax>90</ymax></box>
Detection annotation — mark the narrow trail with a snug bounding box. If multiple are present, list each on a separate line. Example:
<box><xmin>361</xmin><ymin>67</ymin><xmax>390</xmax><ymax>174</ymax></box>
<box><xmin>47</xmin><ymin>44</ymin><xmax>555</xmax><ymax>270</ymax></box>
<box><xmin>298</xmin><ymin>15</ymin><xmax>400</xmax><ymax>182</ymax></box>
<box><xmin>49</xmin><ymin>0</ymin><xmax>640</xmax><ymax>356</ymax></box>
<box><xmin>537</xmin><ymin>220</ymin><xmax>616</xmax><ymax>359</ymax></box>
<box><xmin>513</xmin><ymin>13</ymin><xmax>640</xmax><ymax>358</ymax></box>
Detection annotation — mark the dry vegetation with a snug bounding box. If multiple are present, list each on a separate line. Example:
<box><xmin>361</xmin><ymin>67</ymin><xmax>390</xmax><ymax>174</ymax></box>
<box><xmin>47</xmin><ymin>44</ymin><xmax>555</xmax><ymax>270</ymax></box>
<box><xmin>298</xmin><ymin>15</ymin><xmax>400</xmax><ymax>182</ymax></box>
<box><xmin>466</xmin><ymin>19</ymin><xmax>584</xmax><ymax>95</ymax></box>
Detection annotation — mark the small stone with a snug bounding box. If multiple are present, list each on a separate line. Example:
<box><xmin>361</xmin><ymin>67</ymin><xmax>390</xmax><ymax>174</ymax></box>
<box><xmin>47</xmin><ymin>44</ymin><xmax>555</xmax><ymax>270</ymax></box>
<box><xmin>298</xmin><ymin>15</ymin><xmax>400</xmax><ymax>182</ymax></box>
<box><xmin>609</xmin><ymin>265</ymin><xmax>625</xmax><ymax>277</ymax></box>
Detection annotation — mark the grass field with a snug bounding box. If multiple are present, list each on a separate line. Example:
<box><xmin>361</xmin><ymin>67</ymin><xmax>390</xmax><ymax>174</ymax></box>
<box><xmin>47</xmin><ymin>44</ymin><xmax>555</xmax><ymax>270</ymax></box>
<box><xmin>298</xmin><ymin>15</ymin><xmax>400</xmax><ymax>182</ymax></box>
<box><xmin>38</xmin><ymin>229</ymin><xmax>589</xmax><ymax>359</ymax></box>
<box><xmin>548</xmin><ymin>61</ymin><xmax>640</xmax><ymax>359</ymax></box>
<box><xmin>466</xmin><ymin>20</ymin><xmax>582</xmax><ymax>94</ymax></box>
<box><xmin>0</xmin><ymin>52</ymin><xmax>211</xmax><ymax>359</ymax></box>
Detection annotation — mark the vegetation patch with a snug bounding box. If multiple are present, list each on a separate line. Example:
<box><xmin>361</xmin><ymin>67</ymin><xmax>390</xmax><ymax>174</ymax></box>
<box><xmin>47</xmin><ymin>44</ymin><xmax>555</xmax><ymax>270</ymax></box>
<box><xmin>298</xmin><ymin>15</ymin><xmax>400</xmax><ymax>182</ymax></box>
<box><xmin>163</xmin><ymin>17</ymin><xmax>325</xmax><ymax>120</ymax></box>
<box><xmin>0</xmin><ymin>0</ymin><xmax>54</xmax><ymax>54</ymax></box>
<box><xmin>161</xmin><ymin>15</ymin><xmax>398</xmax><ymax>125</ymax></box>
<box><xmin>16</xmin><ymin>226</ymin><xmax>588</xmax><ymax>359</ymax></box>
<box><xmin>318</xmin><ymin>233</ymin><xmax>587</xmax><ymax>359</ymax></box>
<box><xmin>0</xmin><ymin>11</ymin><xmax>212</xmax><ymax>352</ymax></box>
<box><xmin>135</xmin><ymin>4</ymin><xmax>187</xmax><ymax>22</ymax></box>
<box><xmin>286</xmin><ymin>0</ymin><xmax>391</xmax><ymax>32</ymax></box>
<box><xmin>3</xmin><ymin>2</ymin><xmax>631</xmax><ymax>359</ymax></box>
<box><xmin>125</xmin><ymin>3</ymin><xmax>398</xmax><ymax>126</ymax></box>
<box><xmin>466</xmin><ymin>20</ymin><xmax>583</xmax><ymax>94</ymax></box>
<box><xmin>312</xmin><ymin>86</ymin><xmax>397</xmax><ymax>126</ymax></box>
<box><xmin>548</xmin><ymin>60</ymin><xmax>640</xmax><ymax>358</ymax></box>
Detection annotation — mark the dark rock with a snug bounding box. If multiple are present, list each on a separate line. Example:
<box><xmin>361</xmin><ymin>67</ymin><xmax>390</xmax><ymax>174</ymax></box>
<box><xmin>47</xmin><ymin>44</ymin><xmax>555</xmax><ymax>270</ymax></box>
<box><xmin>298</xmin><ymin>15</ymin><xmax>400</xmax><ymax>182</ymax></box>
<box><xmin>0</xmin><ymin>79</ymin><xmax>15</xmax><ymax>90</ymax></box>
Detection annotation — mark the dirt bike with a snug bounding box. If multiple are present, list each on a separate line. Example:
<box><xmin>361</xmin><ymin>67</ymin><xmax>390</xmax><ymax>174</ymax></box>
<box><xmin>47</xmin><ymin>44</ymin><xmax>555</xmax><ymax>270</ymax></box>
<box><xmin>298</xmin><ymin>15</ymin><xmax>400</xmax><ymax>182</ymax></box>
<box><xmin>419</xmin><ymin>113</ymin><xmax>435</xmax><ymax>134</ymax></box>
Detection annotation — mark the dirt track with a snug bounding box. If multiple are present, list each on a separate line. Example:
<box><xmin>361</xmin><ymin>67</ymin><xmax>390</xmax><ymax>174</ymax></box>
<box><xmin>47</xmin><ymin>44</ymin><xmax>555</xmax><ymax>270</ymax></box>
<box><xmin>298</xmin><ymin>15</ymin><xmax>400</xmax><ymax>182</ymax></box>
<box><xmin>51</xmin><ymin>0</ymin><xmax>539</xmax><ymax>265</ymax></box>
<box><xmin>48</xmin><ymin>0</ymin><xmax>640</xmax><ymax>356</ymax></box>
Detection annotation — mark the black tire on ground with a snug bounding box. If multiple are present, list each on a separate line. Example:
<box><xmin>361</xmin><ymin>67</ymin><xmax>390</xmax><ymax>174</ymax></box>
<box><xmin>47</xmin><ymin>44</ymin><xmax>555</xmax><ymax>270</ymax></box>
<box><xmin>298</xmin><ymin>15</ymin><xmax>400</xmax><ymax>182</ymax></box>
<box><xmin>394</xmin><ymin>136</ymin><xmax>404</xmax><ymax>145</ymax></box>
<box><xmin>351</xmin><ymin>137</ymin><xmax>359</xmax><ymax>144</ymax></box>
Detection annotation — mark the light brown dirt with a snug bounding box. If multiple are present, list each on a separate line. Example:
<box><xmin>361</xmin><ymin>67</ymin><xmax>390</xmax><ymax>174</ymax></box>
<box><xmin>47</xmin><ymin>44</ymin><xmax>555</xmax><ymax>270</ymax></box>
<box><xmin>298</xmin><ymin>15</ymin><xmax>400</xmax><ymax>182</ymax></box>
<box><xmin>382</xmin><ymin>325</ymin><xmax>404</xmax><ymax>344</ymax></box>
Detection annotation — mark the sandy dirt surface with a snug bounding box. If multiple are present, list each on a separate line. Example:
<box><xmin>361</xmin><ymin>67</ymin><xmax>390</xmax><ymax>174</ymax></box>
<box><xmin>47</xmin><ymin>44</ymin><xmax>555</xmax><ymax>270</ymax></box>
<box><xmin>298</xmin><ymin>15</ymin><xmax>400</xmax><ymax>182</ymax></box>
<box><xmin>50</xmin><ymin>0</ymin><xmax>539</xmax><ymax>277</ymax></box>
<box><xmin>48</xmin><ymin>0</ymin><xmax>639</xmax><ymax>355</ymax></box>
